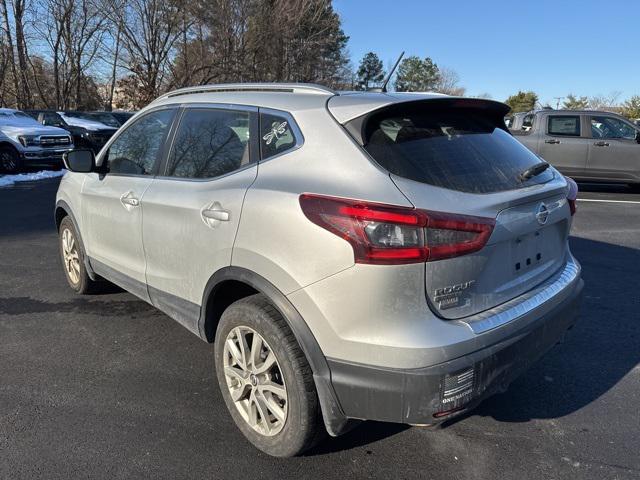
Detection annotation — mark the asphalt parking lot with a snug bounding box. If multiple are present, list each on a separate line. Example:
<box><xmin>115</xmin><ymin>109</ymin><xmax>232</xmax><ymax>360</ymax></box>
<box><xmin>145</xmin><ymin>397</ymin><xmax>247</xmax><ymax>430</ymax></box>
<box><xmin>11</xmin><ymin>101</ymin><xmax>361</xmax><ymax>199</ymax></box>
<box><xmin>1</xmin><ymin>177</ymin><xmax>639</xmax><ymax>480</ymax></box>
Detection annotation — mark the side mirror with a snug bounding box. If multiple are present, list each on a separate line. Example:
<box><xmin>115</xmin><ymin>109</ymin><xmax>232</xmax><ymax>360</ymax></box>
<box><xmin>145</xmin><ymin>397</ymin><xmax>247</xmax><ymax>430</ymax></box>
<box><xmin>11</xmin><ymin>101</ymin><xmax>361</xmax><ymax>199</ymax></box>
<box><xmin>63</xmin><ymin>149</ymin><xmax>96</xmax><ymax>173</ymax></box>
<box><xmin>636</xmin><ymin>130</ymin><xmax>640</xmax><ymax>144</ymax></box>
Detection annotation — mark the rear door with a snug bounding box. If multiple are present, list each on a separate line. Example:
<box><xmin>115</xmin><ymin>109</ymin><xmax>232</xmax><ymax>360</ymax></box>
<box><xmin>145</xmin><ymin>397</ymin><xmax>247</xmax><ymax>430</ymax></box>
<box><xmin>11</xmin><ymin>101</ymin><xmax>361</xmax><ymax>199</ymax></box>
<box><xmin>141</xmin><ymin>105</ymin><xmax>258</xmax><ymax>331</ymax></box>
<box><xmin>538</xmin><ymin>113</ymin><xmax>589</xmax><ymax>177</ymax></box>
<box><xmin>81</xmin><ymin>107</ymin><xmax>176</xmax><ymax>300</ymax></box>
<box><xmin>586</xmin><ymin>114</ymin><xmax>640</xmax><ymax>181</ymax></box>
<box><xmin>357</xmin><ymin>100</ymin><xmax>572</xmax><ymax>319</ymax></box>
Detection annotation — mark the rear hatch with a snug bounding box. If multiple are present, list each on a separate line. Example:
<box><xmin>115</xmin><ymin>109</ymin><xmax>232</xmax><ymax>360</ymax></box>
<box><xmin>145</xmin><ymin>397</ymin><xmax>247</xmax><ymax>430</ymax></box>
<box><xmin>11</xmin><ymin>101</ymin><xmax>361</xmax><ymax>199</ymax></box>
<box><xmin>345</xmin><ymin>98</ymin><xmax>572</xmax><ymax>319</ymax></box>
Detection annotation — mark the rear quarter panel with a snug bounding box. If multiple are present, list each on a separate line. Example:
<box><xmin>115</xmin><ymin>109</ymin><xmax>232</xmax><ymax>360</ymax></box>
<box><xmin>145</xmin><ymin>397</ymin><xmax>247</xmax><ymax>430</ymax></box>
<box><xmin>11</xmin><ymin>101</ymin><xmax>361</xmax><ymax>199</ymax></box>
<box><xmin>232</xmin><ymin>107</ymin><xmax>411</xmax><ymax>295</ymax></box>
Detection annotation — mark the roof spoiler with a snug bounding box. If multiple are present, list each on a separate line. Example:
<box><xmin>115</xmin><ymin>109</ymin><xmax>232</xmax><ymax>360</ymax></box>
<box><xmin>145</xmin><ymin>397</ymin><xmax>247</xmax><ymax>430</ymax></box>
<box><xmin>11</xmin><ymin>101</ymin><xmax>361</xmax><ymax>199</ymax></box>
<box><xmin>343</xmin><ymin>97</ymin><xmax>511</xmax><ymax>145</ymax></box>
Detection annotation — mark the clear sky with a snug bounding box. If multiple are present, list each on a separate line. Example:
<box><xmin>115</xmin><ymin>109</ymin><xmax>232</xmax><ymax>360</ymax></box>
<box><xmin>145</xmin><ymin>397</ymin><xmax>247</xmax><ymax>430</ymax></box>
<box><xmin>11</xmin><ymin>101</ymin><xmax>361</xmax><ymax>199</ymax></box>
<box><xmin>333</xmin><ymin>0</ymin><xmax>639</xmax><ymax>105</ymax></box>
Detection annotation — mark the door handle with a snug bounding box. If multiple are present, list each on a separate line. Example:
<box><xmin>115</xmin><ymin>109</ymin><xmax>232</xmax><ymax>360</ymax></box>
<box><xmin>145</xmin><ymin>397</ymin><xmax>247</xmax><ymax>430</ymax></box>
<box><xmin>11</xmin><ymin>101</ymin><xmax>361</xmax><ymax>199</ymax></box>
<box><xmin>202</xmin><ymin>209</ymin><xmax>230</xmax><ymax>221</ymax></box>
<box><xmin>594</xmin><ymin>141</ymin><xmax>610</xmax><ymax>147</ymax></box>
<box><xmin>545</xmin><ymin>139</ymin><xmax>561</xmax><ymax>144</ymax></box>
<box><xmin>201</xmin><ymin>202</ymin><xmax>230</xmax><ymax>227</ymax></box>
<box><xmin>120</xmin><ymin>191</ymin><xmax>140</xmax><ymax>208</ymax></box>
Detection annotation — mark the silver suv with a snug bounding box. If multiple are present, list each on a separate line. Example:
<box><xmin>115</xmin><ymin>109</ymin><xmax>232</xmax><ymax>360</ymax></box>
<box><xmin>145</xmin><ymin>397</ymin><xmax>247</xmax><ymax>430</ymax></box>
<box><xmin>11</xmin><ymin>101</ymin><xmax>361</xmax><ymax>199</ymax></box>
<box><xmin>56</xmin><ymin>84</ymin><xmax>583</xmax><ymax>457</ymax></box>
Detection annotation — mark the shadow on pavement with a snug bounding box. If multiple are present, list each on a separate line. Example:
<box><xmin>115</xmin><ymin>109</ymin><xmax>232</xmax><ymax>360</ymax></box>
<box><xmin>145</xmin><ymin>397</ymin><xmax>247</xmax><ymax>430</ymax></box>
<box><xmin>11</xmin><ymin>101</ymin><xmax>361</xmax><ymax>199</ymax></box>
<box><xmin>450</xmin><ymin>236</ymin><xmax>639</xmax><ymax>425</ymax></box>
<box><xmin>0</xmin><ymin>175</ymin><xmax>62</xmax><ymax>237</ymax></box>
<box><xmin>315</xmin><ymin>236</ymin><xmax>639</xmax><ymax>449</ymax></box>
<box><xmin>576</xmin><ymin>182</ymin><xmax>638</xmax><ymax>194</ymax></box>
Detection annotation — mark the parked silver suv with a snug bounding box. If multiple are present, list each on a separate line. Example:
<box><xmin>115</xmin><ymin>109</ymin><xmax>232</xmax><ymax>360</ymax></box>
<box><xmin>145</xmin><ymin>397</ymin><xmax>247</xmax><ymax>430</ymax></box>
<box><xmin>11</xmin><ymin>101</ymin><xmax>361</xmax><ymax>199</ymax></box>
<box><xmin>56</xmin><ymin>84</ymin><xmax>583</xmax><ymax>457</ymax></box>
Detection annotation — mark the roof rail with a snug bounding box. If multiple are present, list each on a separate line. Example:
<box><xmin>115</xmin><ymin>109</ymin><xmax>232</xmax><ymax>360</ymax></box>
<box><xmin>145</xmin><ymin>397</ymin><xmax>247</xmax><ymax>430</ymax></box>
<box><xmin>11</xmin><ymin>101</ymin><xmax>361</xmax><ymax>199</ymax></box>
<box><xmin>158</xmin><ymin>83</ymin><xmax>337</xmax><ymax>100</ymax></box>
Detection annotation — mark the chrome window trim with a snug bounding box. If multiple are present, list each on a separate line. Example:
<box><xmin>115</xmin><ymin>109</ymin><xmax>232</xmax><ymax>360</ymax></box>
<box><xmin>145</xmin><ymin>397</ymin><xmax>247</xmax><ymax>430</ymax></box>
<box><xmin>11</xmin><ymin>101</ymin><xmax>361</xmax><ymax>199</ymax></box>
<box><xmin>461</xmin><ymin>257</ymin><xmax>581</xmax><ymax>335</ymax></box>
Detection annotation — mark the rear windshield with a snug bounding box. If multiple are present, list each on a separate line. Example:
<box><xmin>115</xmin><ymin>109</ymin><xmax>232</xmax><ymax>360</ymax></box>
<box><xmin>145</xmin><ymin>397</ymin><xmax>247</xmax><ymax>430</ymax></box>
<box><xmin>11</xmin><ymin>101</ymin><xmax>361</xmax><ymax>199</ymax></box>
<box><xmin>362</xmin><ymin>107</ymin><xmax>554</xmax><ymax>194</ymax></box>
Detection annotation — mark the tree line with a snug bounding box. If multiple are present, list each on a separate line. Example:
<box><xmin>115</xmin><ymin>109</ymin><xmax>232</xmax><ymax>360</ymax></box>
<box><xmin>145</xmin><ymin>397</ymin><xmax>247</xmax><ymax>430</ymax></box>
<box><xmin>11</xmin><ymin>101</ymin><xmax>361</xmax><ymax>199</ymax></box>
<box><xmin>0</xmin><ymin>0</ymin><xmax>351</xmax><ymax>110</ymax></box>
<box><xmin>505</xmin><ymin>91</ymin><xmax>640</xmax><ymax>120</ymax></box>
<box><xmin>354</xmin><ymin>51</ymin><xmax>466</xmax><ymax>95</ymax></box>
<box><xmin>1</xmin><ymin>0</ymin><xmax>637</xmax><ymax>118</ymax></box>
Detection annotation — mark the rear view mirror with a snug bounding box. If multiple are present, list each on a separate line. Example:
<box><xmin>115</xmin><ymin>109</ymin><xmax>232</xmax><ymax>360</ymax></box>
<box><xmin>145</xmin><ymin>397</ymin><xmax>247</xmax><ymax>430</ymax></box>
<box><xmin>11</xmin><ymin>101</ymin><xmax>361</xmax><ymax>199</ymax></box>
<box><xmin>63</xmin><ymin>149</ymin><xmax>96</xmax><ymax>173</ymax></box>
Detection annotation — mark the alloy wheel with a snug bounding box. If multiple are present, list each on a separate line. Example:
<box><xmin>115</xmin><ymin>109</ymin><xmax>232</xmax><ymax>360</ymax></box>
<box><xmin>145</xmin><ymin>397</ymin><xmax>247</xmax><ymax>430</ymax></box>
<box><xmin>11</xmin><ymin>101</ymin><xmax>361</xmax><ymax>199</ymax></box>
<box><xmin>0</xmin><ymin>150</ymin><xmax>16</xmax><ymax>172</ymax></box>
<box><xmin>61</xmin><ymin>228</ymin><xmax>81</xmax><ymax>285</ymax></box>
<box><xmin>223</xmin><ymin>326</ymin><xmax>288</xmax><ymax>436</ymax></box>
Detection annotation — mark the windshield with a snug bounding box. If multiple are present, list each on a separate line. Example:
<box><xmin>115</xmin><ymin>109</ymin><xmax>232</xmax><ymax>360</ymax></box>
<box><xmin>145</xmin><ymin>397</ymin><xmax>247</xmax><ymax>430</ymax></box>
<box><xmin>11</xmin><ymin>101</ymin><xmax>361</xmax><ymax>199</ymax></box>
<box><xmin>0</xmin><ymin>111</ymin><xmax>42</xmax><ymax>126</ymax></box>
<box><xmin>362</xmin><ymin>106</ymin><xmax>554</xmax><ymax>194</ymax></box>
<box><xmin>59</xmin><ymin>112</ymin><xmax>114</xmax><ymax>129</ymax></box>
<box><xmin>86</xmin><ymin>113</ymin><xmax>120</xmax><ymax>127</ymax></box>
<box><xmin>62</xmin><ymin>111</ymin><xmax>119</xmax><ymax>127</ymax></box>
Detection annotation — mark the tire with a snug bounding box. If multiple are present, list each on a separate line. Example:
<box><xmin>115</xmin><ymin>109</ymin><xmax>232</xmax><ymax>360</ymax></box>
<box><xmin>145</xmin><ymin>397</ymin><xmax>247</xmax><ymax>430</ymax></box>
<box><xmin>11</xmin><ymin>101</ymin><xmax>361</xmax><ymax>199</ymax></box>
<box><xmin>58</xmin><ymin>216</ymin><xmax>99</xmax><ymax>294</ymax></box>
<box><xmin>0</xmin><ymin>145</ymin><xmax>21</xmax><ymax>173</ymax></box>
<box><xmin>214</xmin><ymin>294</ymin><xmax>324</xmax><ymax>457</ymax></box>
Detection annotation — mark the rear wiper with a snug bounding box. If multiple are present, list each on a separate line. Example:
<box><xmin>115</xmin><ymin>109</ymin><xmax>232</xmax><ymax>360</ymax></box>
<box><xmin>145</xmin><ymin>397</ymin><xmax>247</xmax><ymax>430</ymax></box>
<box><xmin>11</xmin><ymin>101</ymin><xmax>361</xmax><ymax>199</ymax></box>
<box><xmin>519</xmin><ymin>161</ymin><xmax>550</xmax><ymax>182</ymax></box>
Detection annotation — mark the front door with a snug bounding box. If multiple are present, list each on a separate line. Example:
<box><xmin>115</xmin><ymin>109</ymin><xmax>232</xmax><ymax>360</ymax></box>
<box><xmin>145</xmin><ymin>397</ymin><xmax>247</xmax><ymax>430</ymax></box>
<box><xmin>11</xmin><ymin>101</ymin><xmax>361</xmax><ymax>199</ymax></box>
<box><xmin>538</xmin><ymin>114</ymin><xmax>589</xmax><ymax>177</ymax></box>
<box><xmin>81</xmin><ymin>108</ymin><xmax>176</xmax><ymax>300</ymax></box>
<box><xmin>586</xmin><ymin>115</ymin><xmax>640</xmax><ymax>181</ymax></box>
<box><xmin>141</xmin><ymin>106</ymin><xmax>258</xmax><ymax>331</ymax></box>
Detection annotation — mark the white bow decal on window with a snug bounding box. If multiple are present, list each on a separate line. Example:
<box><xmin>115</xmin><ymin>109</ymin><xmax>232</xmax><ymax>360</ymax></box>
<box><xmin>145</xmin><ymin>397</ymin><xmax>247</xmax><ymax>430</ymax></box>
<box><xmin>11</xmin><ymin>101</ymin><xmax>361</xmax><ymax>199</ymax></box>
<box><xmin>262</xmin><ymin>121</ymin><xmax>288</xmax><ymax>145</ymax></box>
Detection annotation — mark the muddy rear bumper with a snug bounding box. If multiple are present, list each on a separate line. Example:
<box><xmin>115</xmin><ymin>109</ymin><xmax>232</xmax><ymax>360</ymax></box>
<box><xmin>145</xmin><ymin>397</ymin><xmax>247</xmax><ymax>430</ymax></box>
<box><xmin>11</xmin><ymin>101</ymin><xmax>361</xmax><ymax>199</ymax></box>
<box><xmin>326</xmin><ymin>277</ymin><xmax>583</xmax><ymax>425</ymax></box>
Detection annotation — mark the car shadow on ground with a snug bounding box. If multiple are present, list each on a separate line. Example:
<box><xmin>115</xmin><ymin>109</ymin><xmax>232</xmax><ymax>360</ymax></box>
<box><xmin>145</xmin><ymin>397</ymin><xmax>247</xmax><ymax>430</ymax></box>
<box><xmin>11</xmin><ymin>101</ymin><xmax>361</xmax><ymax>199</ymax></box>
<box><xmin>577</xmin><ymin>182</ymin><xmax>637</xmax><ymax>194</ymax></box>
<box><xmin>309</xmin><ymin>236</ymin><xmax>640</xmax><ymax>452</ymax></box>
<box><xmin>446</xmin><ymin>236</ymin><xmax>639</xmax><ymax>427</ymax></box>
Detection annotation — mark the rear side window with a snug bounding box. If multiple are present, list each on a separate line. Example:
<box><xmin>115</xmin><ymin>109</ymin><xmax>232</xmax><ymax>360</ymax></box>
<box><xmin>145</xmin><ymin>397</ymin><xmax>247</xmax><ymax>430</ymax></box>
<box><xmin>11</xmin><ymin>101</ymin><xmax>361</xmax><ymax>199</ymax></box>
<box><xmin>362</xmin><ymin>107</ymin><xmax>553</xmax><ymax>194</ymax></box>
<box><xmin>260</xmin><ymin>112</ymin><xmax>298</xmax><ymax>160</ymax></box>
<box><xmin>165</xmin><ymin>108</ymin><xmax>250</xmax><ymax>179</ymax></box>
<box><xmin>548</xmin><ymin>115</ymin><xmax>580</xmax><ymax>136</ymax></box>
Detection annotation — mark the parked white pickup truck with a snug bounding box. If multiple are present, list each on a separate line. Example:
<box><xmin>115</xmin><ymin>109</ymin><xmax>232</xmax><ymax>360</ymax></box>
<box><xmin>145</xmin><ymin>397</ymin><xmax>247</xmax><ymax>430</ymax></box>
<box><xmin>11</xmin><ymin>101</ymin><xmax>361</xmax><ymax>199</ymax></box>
<box><xmin>511</xmin><ymin>109</ymin><xmax>640</xmax><ymax>189</ymax></box>
<box><xmin>0</xmin><ymin>108</ymin><xmax>74</xmax><ymax>173</ymax></box>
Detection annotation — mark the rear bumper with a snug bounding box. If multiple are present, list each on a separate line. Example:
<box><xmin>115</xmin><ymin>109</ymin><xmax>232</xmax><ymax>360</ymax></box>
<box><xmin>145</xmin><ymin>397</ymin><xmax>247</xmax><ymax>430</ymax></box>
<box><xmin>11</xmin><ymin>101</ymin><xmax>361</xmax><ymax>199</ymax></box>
<box><xmin>326</xmin><ymin>276</ymin><xmax>583</xmax><ymax>425</ymax></box>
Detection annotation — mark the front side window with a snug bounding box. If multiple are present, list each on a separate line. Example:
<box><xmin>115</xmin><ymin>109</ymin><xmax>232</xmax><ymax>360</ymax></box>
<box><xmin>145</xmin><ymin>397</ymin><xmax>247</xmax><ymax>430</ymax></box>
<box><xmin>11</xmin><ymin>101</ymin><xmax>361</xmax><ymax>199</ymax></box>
<box><xmin>106</xmin><ymin>109</ymin><xmax>174</xmax><ymax>175</ymax></box>
<box><xmin>548</xmin><ymin>115</ymin><xmax>581</xmax><ymax>136</ymax></box>
<box><xmin>260</xmin><ymin>112</ymin><xmax>298</xmax><ymax>159</ymax></box>
<box><xmin>165</xmin><ymin>108</ymin><xmax>250</xmax><ymax>179</ymax></box>
<box><xmin>590</xmin><ymin>116</ymin><xmax>637</xmax><ymax>140</ymax></box>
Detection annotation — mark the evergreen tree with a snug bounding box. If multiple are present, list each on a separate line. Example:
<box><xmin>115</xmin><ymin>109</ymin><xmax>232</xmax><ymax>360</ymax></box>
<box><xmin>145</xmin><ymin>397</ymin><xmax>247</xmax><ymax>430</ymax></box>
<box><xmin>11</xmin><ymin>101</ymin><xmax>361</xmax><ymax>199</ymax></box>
<box><xmin>356</xmin><ymin>52</ymin><xmax>384</xmax><ymax>90</ymax></box>
<box><xmin>563</xmin><ymin>94</ymin><xmax>589</xmax><ymax>110</ymax></box>
<box><xmin>505</xmin><ymin>91</ymin><xmax>538</xmax><ymax>113</ymax></box>
<box><xmin>394</xmin><ymin>56</ymin><xmax>439</xmax><ymax>92</ymax></box>
<box><xmin>621</xmin><ymin>95</ymin><xmax>640</xmax><ymax>120</ymax></box>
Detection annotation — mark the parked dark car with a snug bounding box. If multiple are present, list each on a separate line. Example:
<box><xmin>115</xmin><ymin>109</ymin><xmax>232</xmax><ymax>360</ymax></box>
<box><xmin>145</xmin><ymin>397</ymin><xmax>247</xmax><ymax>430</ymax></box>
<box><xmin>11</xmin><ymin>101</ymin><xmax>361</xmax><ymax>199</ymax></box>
<box><xmin>66</xmin><ymin>111</ymin><xmax>135</xmax><ymax>128</ymax></box>
<box><xmin>25</xmin><ymin>110</ymin><xmax>117</xmax><ymax>154</ymax></box>
<box><xmin>90</xmin><ymin>111</ymin><xmax>135</xmax><ymax>127</ymax></box>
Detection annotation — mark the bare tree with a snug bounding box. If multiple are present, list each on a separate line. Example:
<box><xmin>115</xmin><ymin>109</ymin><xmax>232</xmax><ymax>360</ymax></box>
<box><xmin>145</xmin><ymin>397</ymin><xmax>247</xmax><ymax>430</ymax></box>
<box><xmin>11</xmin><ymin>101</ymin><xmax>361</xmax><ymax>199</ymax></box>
<box><xmin>433</xmin><ymin>66</ymin><xmax>466</xmax><ymax>96</ymax></box>
<box><xmin>103</xmin><ymin>16</ymin><xmax>122</xmax><ymax>110</ymax></box>
<box><xmin>0</xmin><ymin>0</ymin><xmax>23</xmax><ymax>107</ymax></box>
<box><xmin>589</xmin><ymin>91</ymin><xmax>622</xmax><ymax>111</ymax></box>
<box><xmin>107</xmin><ymin>0</ymin><xmax>187</xmax><ymax>108</ymax></box>
<box><xmin>35</xmin><ymin>0</ymin><xmax>107</xmax><ymax>109</ymax></box>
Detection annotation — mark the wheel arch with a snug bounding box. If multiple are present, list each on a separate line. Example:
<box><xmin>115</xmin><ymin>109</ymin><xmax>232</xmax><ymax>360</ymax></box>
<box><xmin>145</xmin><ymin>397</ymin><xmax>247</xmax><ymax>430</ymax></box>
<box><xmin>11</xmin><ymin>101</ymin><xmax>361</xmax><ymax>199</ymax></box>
<box><xmin>55</xmin><ymin>200</ymin><xmax>96</xmax><ymax>280</ymax></box>
<box><xmin>199</xmin><ymin>266</ymin><xmax>354</xmax><ymax>437</ymax></box>
<box><xmin>0</xmin><ymin>140</ymin><xmax>19</xmax><ymax>151</ymax></box>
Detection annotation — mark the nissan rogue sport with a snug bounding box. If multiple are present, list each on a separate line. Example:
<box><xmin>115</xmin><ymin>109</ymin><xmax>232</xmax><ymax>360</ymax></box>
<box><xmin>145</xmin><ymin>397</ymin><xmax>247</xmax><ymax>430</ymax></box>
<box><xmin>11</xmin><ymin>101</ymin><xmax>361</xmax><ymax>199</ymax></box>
<box><xmin>56</xmin><ymin>83</ymin><xmax>583</xmax><ymax>457</ymax></box>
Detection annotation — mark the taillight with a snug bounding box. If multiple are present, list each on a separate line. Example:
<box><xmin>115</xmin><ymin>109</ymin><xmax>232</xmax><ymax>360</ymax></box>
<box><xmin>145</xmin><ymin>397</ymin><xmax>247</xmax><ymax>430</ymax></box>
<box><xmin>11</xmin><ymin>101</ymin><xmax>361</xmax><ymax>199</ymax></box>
<box><xmin>565</xmin><ymin>176</ymin><xmax>578</xmax><ymax>216</ymax></box>
<box><xmin>299</xmin><ymin>194</ymin><xmax>495</xmax><ymax>265</ymax></box>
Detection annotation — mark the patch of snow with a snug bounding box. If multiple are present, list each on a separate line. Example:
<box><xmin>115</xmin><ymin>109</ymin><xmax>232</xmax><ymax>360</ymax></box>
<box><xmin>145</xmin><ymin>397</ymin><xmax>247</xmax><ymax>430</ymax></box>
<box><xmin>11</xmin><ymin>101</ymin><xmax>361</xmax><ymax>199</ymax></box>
<box><xmin>0</xmin><ymin>169</ymin><xmax>66</xmax><ymax>188</ymax></box>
